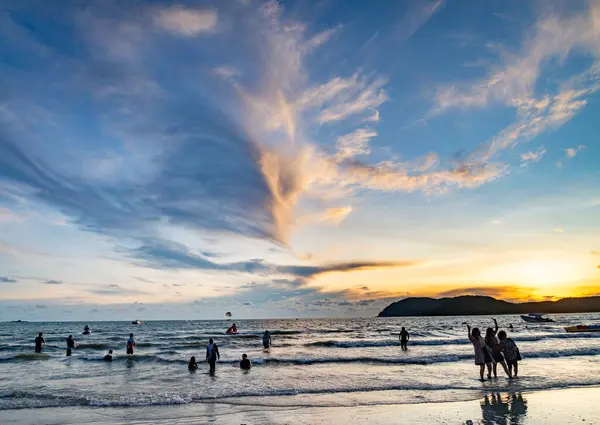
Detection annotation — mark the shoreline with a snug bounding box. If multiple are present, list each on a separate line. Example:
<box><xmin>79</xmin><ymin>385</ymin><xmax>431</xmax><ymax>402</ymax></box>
<box><xmin>2</xmin><ymin>386</ymin><xmax>599</xmax><ymax>424</ymax></box>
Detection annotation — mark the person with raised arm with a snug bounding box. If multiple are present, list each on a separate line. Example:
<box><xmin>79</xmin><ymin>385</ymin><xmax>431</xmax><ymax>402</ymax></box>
<box><xmin>466</xmin><ymin>323</ymin><xmax>492</xmax><ymax>381</ymax></box>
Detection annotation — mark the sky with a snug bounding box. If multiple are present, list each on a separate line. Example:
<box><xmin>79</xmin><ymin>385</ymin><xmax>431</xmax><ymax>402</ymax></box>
<box><xmin>1</xmin><ymin>0</ymin><xmax>599</xmax><ymax>321</ymax></box>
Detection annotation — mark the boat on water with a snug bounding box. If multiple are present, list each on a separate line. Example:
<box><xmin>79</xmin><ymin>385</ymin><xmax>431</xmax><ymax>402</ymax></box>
<box><xmin>132</xmin><ymin>320</ymin><xmax>143</xmax><ymax>325</ymax></box>
<box><xmin>564</xmin><ymin>325</ymin><xmax>600</xmax><ymax>333</ymax></box>
<box><xmin>520</xmin><ymin>313</ymin><xmax>554</xmax><ymax>323</ymax></box>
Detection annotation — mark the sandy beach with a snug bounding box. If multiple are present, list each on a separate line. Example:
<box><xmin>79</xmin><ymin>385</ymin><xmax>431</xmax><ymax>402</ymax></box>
<box><xmin>2</xmin><ymin>386</ymin><xmax>598</xmax><ymax>425</ymax></box>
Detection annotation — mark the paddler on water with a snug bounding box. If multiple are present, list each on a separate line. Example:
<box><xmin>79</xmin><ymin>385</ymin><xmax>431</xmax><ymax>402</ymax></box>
<box><xmin>226</xmin><ymin>323</ymin><xmax>238</xmax><ymax>334</ymax></box>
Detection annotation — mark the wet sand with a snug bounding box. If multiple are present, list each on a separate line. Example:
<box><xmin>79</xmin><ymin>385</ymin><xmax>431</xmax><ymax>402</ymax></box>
<box><xmin>2</xmin><ymin>387</ymin><xmax>598</xmax><ymax>424</ymax></box>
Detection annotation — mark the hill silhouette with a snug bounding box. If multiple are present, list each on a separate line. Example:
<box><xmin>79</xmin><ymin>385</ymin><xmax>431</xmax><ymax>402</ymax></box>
<box><xmin>377</xmin><ymin>295</ymin><xmax>600</xmax><ymax>317</ymax></box>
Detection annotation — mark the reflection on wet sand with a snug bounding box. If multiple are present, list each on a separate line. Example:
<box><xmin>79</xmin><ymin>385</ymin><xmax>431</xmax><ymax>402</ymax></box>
<box><xmin>480</xmin><ymin>393</ymin><xmax>528</xmax><ymax>425</ymax></box>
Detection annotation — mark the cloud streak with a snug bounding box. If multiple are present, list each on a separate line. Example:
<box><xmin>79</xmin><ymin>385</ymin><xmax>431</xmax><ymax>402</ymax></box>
<box><xmin>0</xmin><ymin>276</ymin><xmax>18</xmax><ymax>283</ymax></box>
<box><xmin>127</xmin><ymin>238</ymin><xmax>417</xmax><ymax>279</ymax></box>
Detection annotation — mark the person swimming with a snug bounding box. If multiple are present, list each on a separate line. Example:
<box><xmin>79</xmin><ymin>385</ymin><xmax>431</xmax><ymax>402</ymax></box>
<box><xmin>206</xmin><ymin>338</ymin><xmax>220</xmax><ymax>373</ymax></box>
<box><xmin>34</xmin><ymin>332</ymin><xmax>45</xmax><ymax>353</ymax></box>
<box><xmin>240</xmin><ymin>353</ymin><xmax>251</xmax><ymax>370</ymax></box>
<box><xmin>103</xmin><ymin>350</ymin><xmax>113</xmax><ymax>361</ymax></box>
<box><xmin>66</xmin><ymin>334</ymin><xmax>75</xmax><ymax>356</ymax></box>
<box><xmin>262</xmin><ymin>330</ymin><xmax>271</xmax><ymax>349</ymax></box>
<box><xmin>126</xmin><ymin>333</ymin><xmax>136</xmax><ymax>355</ymax></box>
<box><xmin>399</xmin><ymin>327</ymin><xmax>410</xmax><ymax>350</ymax></box>
<box><xmin>226</xmin><ymin>323</ymin><xmax>238</xmax><ymax>334</ymax></box>
<box><xmin>188</xmin><ymin>356</ymin><xmax>198</xmax><ymax>370</ymax></box>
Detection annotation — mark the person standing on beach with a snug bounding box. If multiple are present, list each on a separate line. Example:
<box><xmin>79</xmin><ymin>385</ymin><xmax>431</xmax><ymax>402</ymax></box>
<box><xmin>262</xmin><ymin>330</ymin><xmax>271</xmax><ymax>349</ymax></box>
<box><xmin>485</xmin><ymin>319</ymin><xmax>512</xmax><ymax>379</ymax></box>
<box><xmin>126</xmin><ymin>333</ymin><xmax>136</xmax><ymax>355</ymax></box>
<box><xmin>498</xmin><ymin>330</ymin><xmax>520</xmax><ymax>378</ymax></box>
<box><xmin>466</xmin><ymin>324</ymin><xmax>492</xmax><ymax>380</ymax></box>
<box><xmin>399</xmin><ymin>327</ymin><xmax>410</xmax><ymax>350</ymax></box>
<box><xmin>66</xmin><ymin>334</ymin><xmax>75</xmax><ymax>356</ymax></box>
<box><xmin>34</xmin><ymin>332</ymin><xmax>45</xmax><ymax>353</ymax></box>
<box><xmin>206</xmin><ymin>338</ymin><xmax>220</xmax><ymax>373</ymax></box>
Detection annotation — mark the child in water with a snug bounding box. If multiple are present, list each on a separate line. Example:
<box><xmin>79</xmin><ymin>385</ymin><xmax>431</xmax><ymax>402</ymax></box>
<box><xmin>188</xmin><ymin>356</ymin><xmax>198</xmax><ymax>370</ymax></box>
<box><xmin>240</xmin><ymin>353</ymin><xmax>251</xmax><ymax>370</ymax></box>
<box><xmin>498</xmin><ymin>330</ymin><xmax>520</xmax><ymax>377</ymax></box>
<box><xmin>466</xmin><ymin>324</ymin><xmax>492</xmax><ymax>380</ymax></box>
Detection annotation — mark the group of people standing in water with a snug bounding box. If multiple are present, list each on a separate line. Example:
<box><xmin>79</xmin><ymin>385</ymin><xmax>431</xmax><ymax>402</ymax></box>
<box><xmin>33</xmin><ymin>321</ymin><xmax>520</xmax><ymax>380</ymax></box>
<box><xmin>35</xmin><ymin>324</ymin><xmax>272</xmax><ymax>374</ymax></box>
<box><xmin>467</xmin><ymin>318</ymin><xmax>521</xmax><ymax>381</ymax></box>
<box><xmin>187</xmin><ymin>328</ymin><xmax>271</xmax><ymax>373</ymax></box>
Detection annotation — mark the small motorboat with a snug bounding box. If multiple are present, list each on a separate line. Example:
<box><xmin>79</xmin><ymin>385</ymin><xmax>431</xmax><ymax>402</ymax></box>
<box><xmin>520</xmin><ymin>313</ymin><xmax>554</xmax><ymax>323</ymax></box>
<box><xmin>564</xmin><ymin>325</ymin><xmax>600</xmax><ymax>333</ymax></box>
<box><xmin>132</xmin><ymin>320</ymin><xmax>143</xmax><ymax>325</ymax></box>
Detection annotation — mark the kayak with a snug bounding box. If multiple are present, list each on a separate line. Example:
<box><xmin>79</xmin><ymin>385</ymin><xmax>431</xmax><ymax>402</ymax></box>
<box><xmin>564</xmin><ymin>325</ymin><xmax>600</xmax><ymax>333</ymax></box>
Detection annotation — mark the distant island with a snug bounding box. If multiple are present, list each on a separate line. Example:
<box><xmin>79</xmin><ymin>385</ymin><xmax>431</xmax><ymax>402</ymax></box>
<box><xmin>378</xmin><ymin>295</ymin><xmax>600</xmax><ymax>317</ymax></box>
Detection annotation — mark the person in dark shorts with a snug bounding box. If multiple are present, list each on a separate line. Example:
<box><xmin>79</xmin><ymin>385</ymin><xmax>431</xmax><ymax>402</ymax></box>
<box><xmin>66</xmin><ymin>334</ymin><xmax>75</xmax><ymax>356</ymax></box>
<box><xmin>34</xmin><ymin>333</ymin><xmax>45</xmax><ymax>353</ymax></box>
<box><xmin>126</xmin><ymin>333</ymin><xmax>136</xmax><ymax>355</ymax></box>
<box><xmin>485</xmin><ymin>319</ymin><xmax>512</xmax><ymax>378</ymax></box>
<box><xmin>188</xmin><ymin>356</ymin><xmax>198</xmax><ymax>371</ymax></box>
<box><xmin>262</xmin><ymin>330</ymin><xmax>271</xmax><ymax>349</ymax></box>
<box><xmin>240</xmin><ymin>353</ymin><xmax>251</xmax><ymax>370</ymax></box>
<box><xmin>103</xmin><ymin>350</ymin><xmax>113</xmax><ymax>361</ymax></box>
<box><xmin>498</xmin><ymin>330</ymin><xmax>520</xmax><ymax>377</ymax></box>
<box><xmin>206</xmin><ymin>338</ymin><xmax>220</xmax><ymax>374</ymax></box>
<box><xmin>399</xmin><ymin>327</ymin><xmax>410</xmax><ymax>350</ymax></box>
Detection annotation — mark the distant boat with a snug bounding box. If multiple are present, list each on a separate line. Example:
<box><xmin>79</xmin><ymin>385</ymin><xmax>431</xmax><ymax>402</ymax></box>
<box><xmin>520</xmin><ymin>313</ymin><xmax>554</xmax><ymax>323</ymax></box>
<box><xmin>132</xmin><ymin>320</ymin><xmax>143</xmax><ymax>325</ymax></box>
<box><xmin>565</xmin><ymin>325</ymin><xmax>600</xmax><ymax>333</ymax></box>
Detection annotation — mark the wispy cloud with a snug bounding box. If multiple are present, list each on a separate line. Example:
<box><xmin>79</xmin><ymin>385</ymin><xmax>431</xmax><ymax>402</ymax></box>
<box><xmin>42</xmin><ymin>280</ymin><xmax>63</xmax><ymax>285</ymax></box>
<box><xmin>520</xmin><ymin>146</ymin><xmax>546</xmax><ymax>167</ymax></box>
<box><xmin>155</xmin><ymin>7</ymin><xmax>218</xmax><ymax>36</ymax></box>
<box><xmin>394</xmin><ymin>0</ymin><xmax>445</xmax><ymax>40</ymax></box>
<box><xmin>438</xmin><ymin>285</ymin><xmax>536</xmax><ymax>300</ymax></box>
<box><xmin>0</xmin><ymin>276</ymin><xmax>18</xmax><ymax>283</ymax></box>
<box><xmin>431</xmin><ymin>2</ymin><xmax>600</xmax><ymax>175</ymax></box>
<box><xmin>126</xmin><ymin>238</ymin><xmax>416</xmax><ymax>278</ymax></box>
<box><xmin>557</xmin><ymin>144</ymin><xmax>587</xmax><ymax>168</ymax></box>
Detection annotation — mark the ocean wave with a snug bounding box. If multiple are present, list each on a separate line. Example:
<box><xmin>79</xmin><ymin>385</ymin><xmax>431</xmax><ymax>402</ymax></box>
<box><xmin>2</xmin><ymin>346</ymin><xmax>600</xmax><ymax>365</ymax></box>
<box><xmin>5</xmin><ymin>380</ymin><xmax>600</xmax><ymax>410</ymax></box>
<box><xmin>0</xmin><ymin>353</ymin><xmax>50</xmax><ymax>362</ymax></box>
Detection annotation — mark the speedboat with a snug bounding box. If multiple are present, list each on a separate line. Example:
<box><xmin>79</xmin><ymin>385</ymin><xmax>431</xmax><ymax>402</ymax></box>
<box><xmin>564</xmin><ymin>325</ymin><xmax>600</xmax><ymax>333</ymax></box>
<box><xmin>520</xmin><ymin>313</ymin><xmax>554</xmax><ymax>323</ymax></box>
<box><xmin>132</xmin><ymin>320</ymin><xmax>143</xmax><ymax>325</ymax></box>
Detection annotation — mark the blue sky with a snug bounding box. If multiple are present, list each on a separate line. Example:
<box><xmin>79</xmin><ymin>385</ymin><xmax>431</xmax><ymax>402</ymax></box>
<box><xmin>1</xmin><ymin>0</ymin><xmax>599</xmax><ymax>321</ymax></box>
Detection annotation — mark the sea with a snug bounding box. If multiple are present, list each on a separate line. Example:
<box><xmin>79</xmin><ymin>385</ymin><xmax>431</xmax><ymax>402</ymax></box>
<box><xmin>1</xmin><ymin>314</ymin><xmax>600</xmax><ymax>412</ymax></box>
